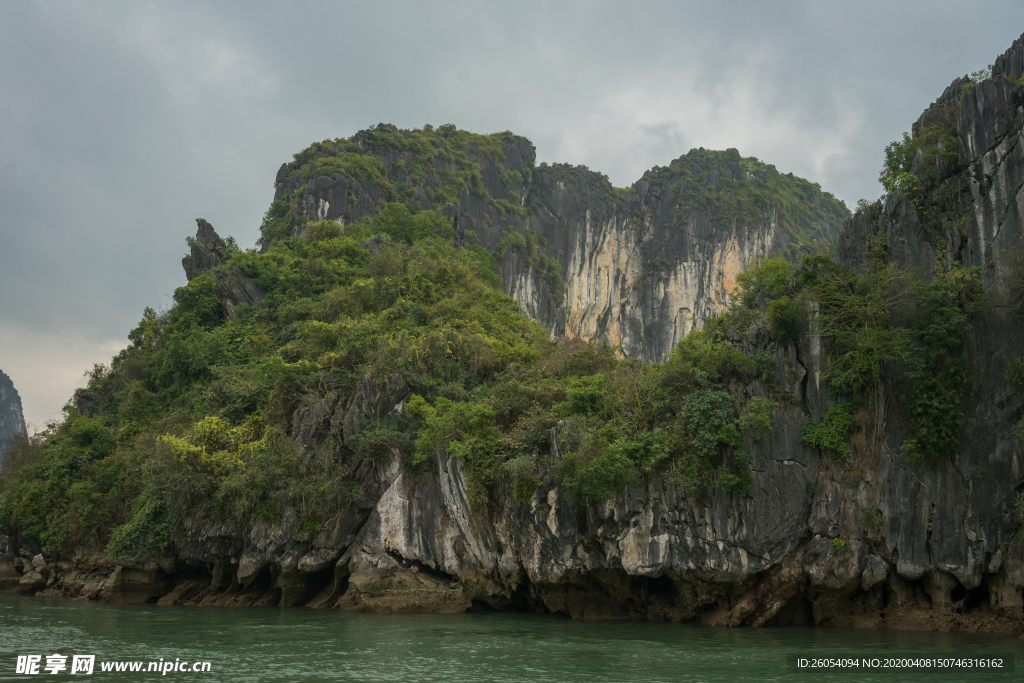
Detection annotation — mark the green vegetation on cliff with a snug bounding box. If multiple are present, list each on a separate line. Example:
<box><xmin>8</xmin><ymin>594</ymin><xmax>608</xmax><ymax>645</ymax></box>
<box><xmin>879</xmin><ymin>117</ymin><xmax>958</xmax><ymax>200</ymax></box>
<box><xmin>720</xmin><ymin>247</ymin><xmax>986</xmax><ymax>464</ymax></box>
<box><xmin>0</xmin><ymin>196</ymin><xmax>986</xmax><ymax>556</ymax></box>
<box><xmin>643</xmin><ymin>148</ymin><xmax>849</xmax><ymax>260</ymax></box>
<box><xmin>260</xmin><ymin>124</ymin><xmax>528</xmax><ymax>247</ymax></box>
<box><xmin>0</xmin><ymin>114</ymin><xmax>985</xmax><ymax>559</ymax></box>
<box><xmin>0</xmin><ymin>205</ymin><xmax>784</xmax><ymax>556</ymax></box>
<box><xmin>261</xmin><ymin>124</ymin><xmax>847</xmax><ymax>273</ymax></box>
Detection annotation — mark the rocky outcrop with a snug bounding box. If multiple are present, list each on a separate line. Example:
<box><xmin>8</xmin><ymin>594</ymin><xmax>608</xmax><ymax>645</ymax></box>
<box><xmin>497</xmin><ymin>158</ymin><xmax>785</xmax><ymax>362</ymax></box>
<box><xmin>271</xmin><ymin>133</ymin><xmax>847</xmax><ymax>362</ymax></box>
<box><xmin>7</xmin><ymin>35</ymin><xmax>1024</xmax><ymax>637</ymax></box>
<box><xmin>182</xmin><ymin>218</ymin><xmax>264</xmax><ymax>317</ymax></box>
<box><xmin>826</xmin><ymin>32</ymin><xmax>1024</xmax><ymax>613</ymax></box>
<box><xmin>0</xmin><ymin>369</ymin><xmax>26</xmax><ymax>462</ymax></box>
<box><xmin>4</xmin><ymin>295</ymin><xmax>1022</xmax><ymax>632</ymax></box>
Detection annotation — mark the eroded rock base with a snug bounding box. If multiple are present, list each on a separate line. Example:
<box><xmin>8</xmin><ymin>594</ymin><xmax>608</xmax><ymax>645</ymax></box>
<box><xmin>3</xmin><ymin>552</ymin><xmax>1021</xmax><ymax>636</ymax></box>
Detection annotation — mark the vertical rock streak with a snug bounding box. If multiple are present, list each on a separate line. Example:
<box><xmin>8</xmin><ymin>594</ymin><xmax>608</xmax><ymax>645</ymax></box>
<box><xmin>276</xmin><ymin>134</ymin><xmax>845</xmax><ymax>362</ymax></box>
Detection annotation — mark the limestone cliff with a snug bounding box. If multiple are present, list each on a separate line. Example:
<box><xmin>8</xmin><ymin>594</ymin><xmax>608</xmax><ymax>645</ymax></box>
<box><xmin>5</xmin><ymin>34</ymin><xmax>1024</xmax><ymax>636</ymax></box>
<box><xmin>0</xmin><ymin>369</ymin><xmax>26</xmax><ymax>459</ymax></box>
<box><xmin>100</xmin><ymin>32</ymin><xmax>1016</xmax><ymax>628</ymax></box>
<box><xmin>266</xmin><ymin>131</ymin><xmax>847</xmax><ymax>361</ymax></box>
<box><xmin>182</xmin><ymin>218</ymin><xmax>265</xmax><ymax>317</ymax></box>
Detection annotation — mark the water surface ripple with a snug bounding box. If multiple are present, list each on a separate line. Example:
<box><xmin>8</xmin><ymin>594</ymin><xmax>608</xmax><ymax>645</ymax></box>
<box><xmin>1</xmin><ymin>595</ymin><xmax>1020</xmax><ymax>682</ymax></box>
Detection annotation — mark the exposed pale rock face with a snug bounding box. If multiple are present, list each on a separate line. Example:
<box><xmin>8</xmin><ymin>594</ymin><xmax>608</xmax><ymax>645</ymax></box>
<box><xmin>503</xmin><ymin>197</ymin><xmax>779</xmax><ymax>361</ymax></box>
<box><xmin>274</xmin><ymin>137</ymin><xmax>847</xmax><ymax>362</ymax></box>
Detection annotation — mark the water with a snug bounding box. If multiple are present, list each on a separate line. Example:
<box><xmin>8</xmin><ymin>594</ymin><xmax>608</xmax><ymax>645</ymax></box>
<box><xmin>0</xmin><ymin>594</ymin><xmax>1020</xmax><ymax>682</ymax></box>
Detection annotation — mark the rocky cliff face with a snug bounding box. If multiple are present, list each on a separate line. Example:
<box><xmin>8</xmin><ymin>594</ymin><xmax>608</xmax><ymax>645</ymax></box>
<box><xmin>268</xmin><ymin>130</ymin><xmax>847</xmax><ymax>361</ymax></box>
<box><xmin>0</xmin><ymin>370</ymin><xmax>26</xmax><ymax>460</ymax></box>
<box><xmin>824</xmin><ymin>33</ymin><xmax>1024</xmax><ymax>615</ymax></box>
<box><xmin>5</xmin><ymin>36</ymin><xmax>1024</xmax><ymax>636</ymax></box>
<box><xmin>182</xmin><ymin>218</ymin><xmax>265</xmax><ymax>317</ymax></box>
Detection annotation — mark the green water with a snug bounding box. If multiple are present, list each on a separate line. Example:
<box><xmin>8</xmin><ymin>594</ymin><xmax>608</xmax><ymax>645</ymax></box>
<box><xmin>0</xmin><ymin>595</ymin><xmax>1020</xmax><ymax>682</ymax></box>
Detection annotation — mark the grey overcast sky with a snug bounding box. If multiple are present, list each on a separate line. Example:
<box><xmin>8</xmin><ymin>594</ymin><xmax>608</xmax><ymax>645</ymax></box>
<box><xmin>1</xmin><ymin>1</ymin><xmax>1022</xmax><ymax>431</ymax></box>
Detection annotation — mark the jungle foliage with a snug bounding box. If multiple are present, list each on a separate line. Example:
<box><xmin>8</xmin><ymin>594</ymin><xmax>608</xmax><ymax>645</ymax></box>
<box><xmin>641</xmin><ymin>148</ymin><xmax>849</xmax><ymax>261</ymax></box>
<box><xmin>879</xmin><ymin>113</ymin><xmax>959</xmax><ymax>200</ymax></box>
<box><xmin>0</xmin><ymin>120</ymin><xmax>990</xmax><ymax>557</ymax></box>
<box><xmin>259</xmin><ymin>124</ymin><xmax>528</xmax><ymax>248</ymax></box>
<box><xmin>0</xmin><ymin>202</ymin><xmax>797</xmax><ymax>556</ymax></box>
<box><xmin>724</xmin><ymin>248</ymin><xmax>986</xmax><ymax>465</ymax></box>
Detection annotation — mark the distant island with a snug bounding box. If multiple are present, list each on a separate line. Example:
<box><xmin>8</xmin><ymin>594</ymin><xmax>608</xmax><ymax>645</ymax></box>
<box><xmin>2</xmin><ymin>31</ymin><xmax>1024</xmax><ymax>636</ymax></box>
